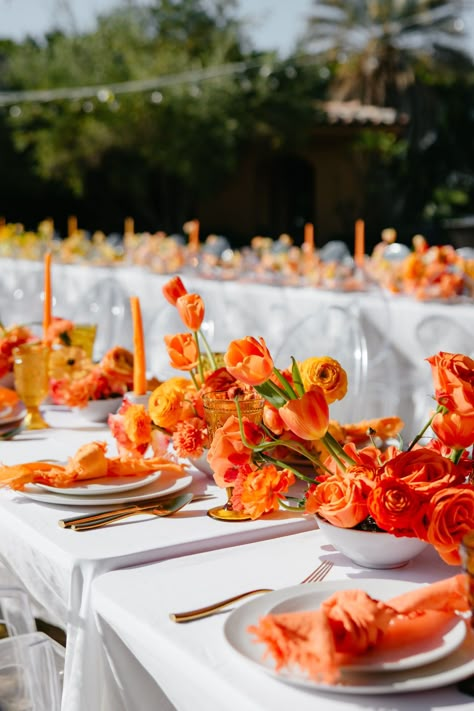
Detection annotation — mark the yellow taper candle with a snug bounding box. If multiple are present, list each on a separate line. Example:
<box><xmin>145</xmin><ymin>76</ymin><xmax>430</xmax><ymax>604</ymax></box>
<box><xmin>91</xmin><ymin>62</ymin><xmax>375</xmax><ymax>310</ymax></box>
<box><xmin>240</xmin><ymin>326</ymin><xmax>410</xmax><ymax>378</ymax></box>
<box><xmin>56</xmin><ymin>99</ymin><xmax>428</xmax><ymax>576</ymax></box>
<box><xmin>42</xmin><ymin>252</ymin><xmax>52</xmax><ymax>341</ymax></box>
<box><xmin>130</xmin><ymin>296</ymin><xmax>147</xmax><ymax>395</ymax></box>
<box><xmin>67</xmin><ymin>215</ymin><xmax>78</xmax><ymax>237</ymax></box>
<box><xmin>124</xmin><ymin>217</ymin><xmax>135</xmax><ymax>235</ymax></box>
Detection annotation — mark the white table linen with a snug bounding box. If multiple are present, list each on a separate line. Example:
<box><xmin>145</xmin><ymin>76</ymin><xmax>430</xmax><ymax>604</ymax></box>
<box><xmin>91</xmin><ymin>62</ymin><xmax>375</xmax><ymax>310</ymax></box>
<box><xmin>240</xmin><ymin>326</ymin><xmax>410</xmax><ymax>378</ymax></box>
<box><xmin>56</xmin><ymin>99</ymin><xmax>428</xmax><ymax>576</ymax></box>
<box><xmin>91</xmin><ymin>530</ymin><xmax>472</xmax><ymax>711</ymax></box>
<box><xmin>0</xmin><ymin>410</ymin><xmax>315</xmax><ymax>711</ymax></box>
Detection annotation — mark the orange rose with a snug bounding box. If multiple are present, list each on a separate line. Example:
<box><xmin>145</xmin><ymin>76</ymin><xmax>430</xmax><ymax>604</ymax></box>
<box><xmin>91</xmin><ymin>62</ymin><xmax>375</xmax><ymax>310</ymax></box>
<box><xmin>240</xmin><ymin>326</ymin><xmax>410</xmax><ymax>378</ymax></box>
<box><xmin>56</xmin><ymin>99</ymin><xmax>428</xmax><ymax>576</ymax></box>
<box><xmin>426</xmin><ymin>352</ymin><xmax>474</xmax><ymax>416</ymax></box>
<box><xmin>298</xmin><ymin>356</ymin><xmax>347</xmax><ymax>404</ymax></box>
<box><xmin>426</xmin><ymin>485</ymin><xmax>474</xmax><ymax>566</ymax></box>
<box><xmin>148</xmin><ymin>377</ymin><xmax>194</xmax><ymax>430</ymax></box>
<box><xmin>162</xmin><ymin>276</ymin><xmax>187</xmax><ymax>306</ymax></box>
<box><xmin>367</xmin><ymin>477</ymin><xmax>425</xmax><ymax>537</ymax></box>
<box><xmin>431</xmin><ymin>410</ymin><xmax>474</xmax><ymax>450</ymax></box>
<box><xmin>379</xmin><ymin>448</ymin><xmax>464</xmax><ymax>496</ymax></box>
<box><xmin>231</xmin><ymin>464</ymin><xmax>295</xmax><ymax>519</ymax></box>
<box><xmin>306</xmin><ymin>475</ymin><xmax>368</xmax><ymax>528</ymax></box>
<box><xmin>100</xmin><ymin>347</ymin><xmax>134</xmax><ymax>385</ymax></box>
<box><xmin>224</xmin><ymin>336</ymin><xmax>274</xmax><ymax>386</ymax></box>
<box><xmin>176</xmin><ymin>293</ymin><xmax>205</xmax><ymax>331</ymax></box>
<box><xmin>207</xmin><ymin>415</ymin><xmax>262</xmax><ymax>487</ymax></box>
<box><xmin>164</xmin><ymin>333</ymin><xmax>199</xmax><ymax>371</ymax></box>
<box><xmin>279</xmin><ymin>387</ymin><xmax>329</xmax><ymax>440</ymax></box>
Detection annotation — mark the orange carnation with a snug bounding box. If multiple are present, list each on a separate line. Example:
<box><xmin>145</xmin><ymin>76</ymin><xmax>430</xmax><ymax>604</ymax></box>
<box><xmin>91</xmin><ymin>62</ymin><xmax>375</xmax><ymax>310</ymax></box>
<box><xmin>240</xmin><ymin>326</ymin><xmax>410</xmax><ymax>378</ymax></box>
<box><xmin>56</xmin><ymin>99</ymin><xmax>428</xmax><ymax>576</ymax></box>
<box><xmin>164</xmin><ymin>333</ymin><xmax>199</xmax><ymax>371</ymax></box>
<box><xmin>426</xmin><ymin>485</ymin><xmax>474</xmax><ymax>565</ymax></box>
<box><xmin>279</xmin><ymin>387</ymin><xmax>329</xmax><ymax>440</ymax></box>
<box><xmin>206</xmin><ymin>415</ymin><xmax>263</xmax><ymax>488</ymax></box>
<box><xmin>431</xmin><ymin>410</ymin><xmax>474</xmax><ymax>450</ymax></box>
<box><xmin>224</xmin><ymin>336</ymin><xmax>274</xmax><ymax>386</ymax></box>
<box><xmin>231</xmin><ymin>464</ymin><xmax>295</xmax><ymax>519</ymax></box>
<box><xmin>162</xmin><ymin>276</ymin><xmax>187</xmax><ymax>306</ymax></box>
<box><xmin>298</xmin><ymin>356</ymin><xmax>348</xmax><ymax>404</ymax></box>
<box><xmin>426</xmin><ymin>352</ymin><xmax>474</xmax><ymax>416</ymax></box>
<box><xmin>176</xmin><ymin>293</ymin><xmax>205</xmax><ymax>331</ymax></box>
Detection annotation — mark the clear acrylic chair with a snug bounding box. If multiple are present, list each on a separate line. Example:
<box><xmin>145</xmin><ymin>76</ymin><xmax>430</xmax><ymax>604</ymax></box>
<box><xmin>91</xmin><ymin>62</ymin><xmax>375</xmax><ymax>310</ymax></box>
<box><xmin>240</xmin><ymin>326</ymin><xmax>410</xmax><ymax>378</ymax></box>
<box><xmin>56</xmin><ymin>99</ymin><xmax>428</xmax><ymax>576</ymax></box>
<box><xmin>416</xmin><ymin>314</ymin><xmax>473</xmax><ymax>358</ymax></box>
<box><xmin>274</xmin><ymin>303</ymin><xmax>368</xmax><ymax>424</ymax></box>
<box><xmin>72</xmin><ymin>277</ymin><xmax>133</xmax><ymax>360</ymax></box>
<box><xmin>0</xmin><ymin>632</ymin><xmax>64</xmax><ymax>711</ymax></box>
<box><xmin>0</xmin><ymin>582</ymin><xmax>37</xmax><ymax>639</ymax></box>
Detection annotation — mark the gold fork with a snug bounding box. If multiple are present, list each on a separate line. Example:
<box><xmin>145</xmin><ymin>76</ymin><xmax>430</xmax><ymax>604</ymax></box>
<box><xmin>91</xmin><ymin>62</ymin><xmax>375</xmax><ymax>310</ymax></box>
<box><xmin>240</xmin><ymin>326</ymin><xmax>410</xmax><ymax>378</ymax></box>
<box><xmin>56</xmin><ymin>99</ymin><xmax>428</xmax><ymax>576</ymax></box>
<box><xmin>169</xmin><ymin>559</ymin><xmax>334</xmax><ymax>623</ymax></box>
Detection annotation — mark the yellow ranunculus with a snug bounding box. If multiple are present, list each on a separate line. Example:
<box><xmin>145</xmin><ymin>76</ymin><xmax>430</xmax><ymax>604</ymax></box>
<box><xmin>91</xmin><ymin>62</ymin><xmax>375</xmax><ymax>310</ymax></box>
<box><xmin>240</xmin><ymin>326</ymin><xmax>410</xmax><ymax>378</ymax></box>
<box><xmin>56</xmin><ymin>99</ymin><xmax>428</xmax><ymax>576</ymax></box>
<box><xmin>148</xmin><ymin>377</ymin><xmax>194</xmax><ymax>430</ymax></box>
<box><xmin>298</xmin><ymin>356</ymin><xmax>347</xmax><ymax>404</ymax></box>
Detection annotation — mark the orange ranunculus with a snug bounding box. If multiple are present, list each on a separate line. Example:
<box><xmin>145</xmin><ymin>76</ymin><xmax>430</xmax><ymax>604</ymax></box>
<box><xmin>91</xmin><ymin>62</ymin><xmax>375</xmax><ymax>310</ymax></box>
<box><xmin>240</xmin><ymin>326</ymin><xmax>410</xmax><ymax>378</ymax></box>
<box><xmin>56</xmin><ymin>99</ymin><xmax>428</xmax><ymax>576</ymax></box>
<box><xmin>379</xmin><ymin>448</ymin><xmax>464</xmax><ymax>496</ymax></box>
<box><xmin>100</xmin><ymin>347</ymin><xmax>134</xmax><ymax>385</ymax></box>
<box><xmin>162</xmin><ymin>276</ymin><xmax>187</xmax><ymax>306</ymax></box>
<box><xmin>148</xmin><ymin>377</ymin><xmax>194</xmax><ymax>430</ymax></box>
<box><xmin>431</xmin><ymin>410</ymin><xmax>474</xmax><ymax>450</ymax></box>
<box><xmin>108</xmin><ymin>400</ymin><xmax>152</xmax><ymax>457</ymax></box>
<box><xmin>224</xmin><ymin>336</ymin><xmax>274</xmax><ymax>386</ymax></box>
<box><xmin>231</xmin><ymin>464</ymin><xmax>295</xmax><ymax>520</ymax></box>
<box><xmin>426</xmin><ymin>352</ymin><xmax>474</xmax><ymax>416</ymax></box>
<box><xmin>367</xmin><ymin>477</ymin><xmax>425</xmax><ymax>537</ymax></box>
<box><xmin>206</xmin><ymin>415</ymin><xmax>263</xmax><ymax>488</ymax></box>
<box><xmin>341</xmin><ymin>416</ymin><xmax>404</xmax><ymax>445</ymax></box>
<box><xmin>176</xmin><ymin>293</ymin><xmax>205</xmax><ymax>331</ymax></box>
<box><xmin>164</xmin><ymin>333</ymin><xmax>199</xmax><ymax>372</ymax></box>
<box><xmin>298</xmin><ymin>356</ymin><xmax>347</xmax><ymax>404</ymax></box>
<box><xmin>305</xmin><ymin>476</ymin><xmax>368</xmax><ymax>528</ymax></box>
<box><xmin>426</xmin><ymin>485</ymin><xmax>474</xmax><ymax>566</ymax></box>
<box><xmin>279</xmin><ymin>387</ymin><xmax>329</xmax><ymax>440</ymax></box>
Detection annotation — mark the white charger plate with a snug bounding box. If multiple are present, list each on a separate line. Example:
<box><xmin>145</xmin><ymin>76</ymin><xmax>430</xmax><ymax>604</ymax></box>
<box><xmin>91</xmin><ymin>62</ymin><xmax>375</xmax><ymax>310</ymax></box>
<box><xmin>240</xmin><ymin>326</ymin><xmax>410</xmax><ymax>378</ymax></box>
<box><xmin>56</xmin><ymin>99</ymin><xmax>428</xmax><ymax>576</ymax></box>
<box><xmin>19</xmin><ymin>474</ymin><xmax>194</xmax><ymax>507</ymax></box>
<box><xmin>224</xmin><ymin>579</ymin><xmax>473</xmax><ymax>695</ymax></box>
<box><xmin>36</xmin><ymin>470</ymin><xmax>161</xmax><ymax>496</ymax></box>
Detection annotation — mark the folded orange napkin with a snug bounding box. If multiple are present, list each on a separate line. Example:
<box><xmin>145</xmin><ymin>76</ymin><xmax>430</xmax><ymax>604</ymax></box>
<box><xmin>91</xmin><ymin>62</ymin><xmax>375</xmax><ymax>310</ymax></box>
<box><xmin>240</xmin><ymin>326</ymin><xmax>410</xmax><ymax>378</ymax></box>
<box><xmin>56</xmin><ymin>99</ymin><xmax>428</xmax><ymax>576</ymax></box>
<box><xmin>0</xmin><ymin>441</ymin><xmax>187</xmax><ymax>490</ymax></box>
<box><xmin>249</xmin><ymin>575</ymin><xmax>469</xmax><ymax>684</ymax></box>
<box><xmin>0</xmin><ymin>387</ymin><xmax>19</xmax><ymax>412</ymax></box>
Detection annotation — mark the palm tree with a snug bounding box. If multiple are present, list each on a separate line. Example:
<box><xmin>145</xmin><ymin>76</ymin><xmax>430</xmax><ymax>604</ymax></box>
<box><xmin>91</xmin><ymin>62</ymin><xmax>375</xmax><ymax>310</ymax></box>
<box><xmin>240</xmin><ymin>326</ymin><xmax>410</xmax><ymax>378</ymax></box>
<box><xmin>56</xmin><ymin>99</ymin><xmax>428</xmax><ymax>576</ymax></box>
<box><xmin>301</xmin><ymin>0</ymin><xmax>471</xmax><ymax>109</ymax></box>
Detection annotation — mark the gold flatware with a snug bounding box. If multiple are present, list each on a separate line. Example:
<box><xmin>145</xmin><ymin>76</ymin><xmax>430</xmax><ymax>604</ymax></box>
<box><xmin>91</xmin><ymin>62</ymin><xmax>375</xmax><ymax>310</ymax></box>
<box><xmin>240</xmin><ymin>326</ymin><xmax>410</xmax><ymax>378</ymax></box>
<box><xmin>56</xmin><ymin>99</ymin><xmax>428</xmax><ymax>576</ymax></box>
<box><xmin>59</xmin><ymin>493</ymin><xmax>213</xmax><ymax>529</ymax></box>
<box><xmin>169</xmin><ymin>560</ymin><xmax>334</xmax><ymax>623</ymax></box>
<box><xmin>69</xmin><ymin>493</ymin><xmax>194</xmax><ymax>531</ymax></box>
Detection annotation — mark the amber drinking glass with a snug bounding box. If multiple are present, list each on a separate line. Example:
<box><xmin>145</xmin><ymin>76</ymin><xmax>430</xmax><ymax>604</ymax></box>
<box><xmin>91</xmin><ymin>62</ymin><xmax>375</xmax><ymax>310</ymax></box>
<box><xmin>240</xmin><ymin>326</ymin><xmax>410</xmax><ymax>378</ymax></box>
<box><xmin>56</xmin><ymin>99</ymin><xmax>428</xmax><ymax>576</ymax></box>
<box><xmin>13</xmin><ymin>343</ymin><xmax>50</xmax><ymax>430</ymax></box>
<box><xmin>69</xmin><ymin>323</ymin><xmax>97</xmax><ymax>360</ymax></box>
<box><xmin>202</xmin><ymin>391</ymin><xmax>264</xmax><ymax>521</ymax></box>
<box><xmin>460</xmin><ymin>530</ymin><xmax>474</xmax><ymax>629</ymax></box>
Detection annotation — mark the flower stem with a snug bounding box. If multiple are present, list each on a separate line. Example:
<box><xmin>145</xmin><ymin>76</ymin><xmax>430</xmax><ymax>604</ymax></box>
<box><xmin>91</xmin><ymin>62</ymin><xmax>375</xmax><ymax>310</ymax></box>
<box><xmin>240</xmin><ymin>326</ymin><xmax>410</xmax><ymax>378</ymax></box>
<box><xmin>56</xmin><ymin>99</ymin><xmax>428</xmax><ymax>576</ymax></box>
<box><xmin>406</xmin><ymin>404</ymin><xmax>445</xmax><ymax>451</ymax></box>
<box><xmin>194</xmin><ymin>331</ymin><xmax>205</xmax><ymax>383</ymax></box>
<box><xmin>272</xmin><ymin>367</ymin><xmax>298</xmax><ymax>399</ymax></box>
<box><xmin>198</xmin><ymin>328</ymin><xmax>217</xmax><ymax>371</ymax></box>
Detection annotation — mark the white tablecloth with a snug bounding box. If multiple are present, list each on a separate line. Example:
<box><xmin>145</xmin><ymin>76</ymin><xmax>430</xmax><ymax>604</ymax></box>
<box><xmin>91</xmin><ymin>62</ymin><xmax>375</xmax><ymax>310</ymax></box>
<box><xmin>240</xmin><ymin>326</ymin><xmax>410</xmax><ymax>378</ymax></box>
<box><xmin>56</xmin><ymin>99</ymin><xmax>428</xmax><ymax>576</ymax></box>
<box><xmin>91</xmin><ymin>530</ymin><xmax>472</xmax><ymax>711</ymax></box>
<box><xmin>0</xmin><ymin>410</ymin><xmax>315</xmax><ymax>710</ymax></box>
<box><xmin>2</xmin><ymin>257</ymin><xmax>473</xmax><ymax>440</ymax></box>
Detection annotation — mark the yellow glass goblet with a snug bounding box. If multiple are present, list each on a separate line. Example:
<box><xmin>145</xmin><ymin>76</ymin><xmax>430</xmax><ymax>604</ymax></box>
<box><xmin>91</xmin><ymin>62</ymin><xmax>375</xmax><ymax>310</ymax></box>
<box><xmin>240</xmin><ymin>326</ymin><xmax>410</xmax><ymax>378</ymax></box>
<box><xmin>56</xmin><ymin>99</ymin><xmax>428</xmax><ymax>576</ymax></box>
<box><xmin>13</xmin><ymin>343</ymin><xmax>51</xmax><ymax>430</ymax></box>
<box><xmin>203</xmin><ymin>391</ymin><xmax>264</xmax><ymax>521</ymax></box>
<box><xmin>460</xmin><ymin>531</ymin><xmax>474</xmax><ymax>630</ymax></box>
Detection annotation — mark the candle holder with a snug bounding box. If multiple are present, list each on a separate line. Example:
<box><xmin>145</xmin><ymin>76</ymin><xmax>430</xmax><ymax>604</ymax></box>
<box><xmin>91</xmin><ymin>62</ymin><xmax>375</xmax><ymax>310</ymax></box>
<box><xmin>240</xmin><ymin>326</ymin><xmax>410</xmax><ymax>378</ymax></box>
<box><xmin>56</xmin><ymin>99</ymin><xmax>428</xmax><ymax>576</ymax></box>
<box><xmin>203</xmin><ymin>391</ymin><xmax>264</xmax><ymax>521</ymax></box>
<box><xmin>460</xmin><ymin>531</ymin><xmax>474</xmax><ymax>629</ymax></box>
<box><xmin>13</xmin><ymin>343</ymin><xmax>50</xmax><ymax>430</ymax></box>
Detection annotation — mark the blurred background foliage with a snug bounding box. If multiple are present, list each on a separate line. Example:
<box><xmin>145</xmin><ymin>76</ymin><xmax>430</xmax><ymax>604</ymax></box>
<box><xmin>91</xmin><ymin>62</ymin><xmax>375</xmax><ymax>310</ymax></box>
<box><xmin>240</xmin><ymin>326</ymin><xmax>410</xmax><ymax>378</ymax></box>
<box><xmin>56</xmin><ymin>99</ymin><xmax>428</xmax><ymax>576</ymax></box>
<box><xmin>0</xmin><ymin>0</ymin><xmax>473</xmax><ymax>247</ymax></box>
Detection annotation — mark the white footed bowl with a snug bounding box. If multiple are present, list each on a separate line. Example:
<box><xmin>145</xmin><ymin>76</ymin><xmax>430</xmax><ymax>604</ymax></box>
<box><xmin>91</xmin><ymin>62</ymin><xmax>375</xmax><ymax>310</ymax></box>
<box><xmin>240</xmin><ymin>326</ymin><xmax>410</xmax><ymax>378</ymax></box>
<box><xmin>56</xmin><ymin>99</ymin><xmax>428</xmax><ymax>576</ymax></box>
<box><xmin>189</xmin><ymin>449</ymin><xmax>214</xmax><ymax>478</ymax></box>
<box><xmin>75</xmin><ymin>398</ymin><xmax>122</xmax><ymax>423</ymax></box>
<box><xmin>315</xmin><ymin>515</ymin><xmax>428</xmax><ymax>569</ymax></box>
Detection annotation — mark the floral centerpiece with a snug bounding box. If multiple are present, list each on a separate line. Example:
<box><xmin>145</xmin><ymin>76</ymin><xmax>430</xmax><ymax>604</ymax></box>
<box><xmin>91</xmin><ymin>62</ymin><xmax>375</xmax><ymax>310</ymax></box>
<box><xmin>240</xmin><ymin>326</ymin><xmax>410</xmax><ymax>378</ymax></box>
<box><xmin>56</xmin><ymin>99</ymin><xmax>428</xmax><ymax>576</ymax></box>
<box><xmin>0</xmin><ymin>323</ymin><xmax>35</xmax><ymax>379</ymax></box>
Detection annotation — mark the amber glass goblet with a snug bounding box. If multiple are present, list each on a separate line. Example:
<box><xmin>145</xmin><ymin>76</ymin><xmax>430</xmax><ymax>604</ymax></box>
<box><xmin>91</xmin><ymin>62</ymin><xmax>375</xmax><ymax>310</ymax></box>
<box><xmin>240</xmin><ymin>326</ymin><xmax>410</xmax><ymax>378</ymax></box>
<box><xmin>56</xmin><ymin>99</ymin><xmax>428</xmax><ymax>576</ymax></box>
<box><xmin>13</xmin><ymin>343</ymin><xmax>50</xmax><ymax>430</ymax></box>
<box><xmin>203</xmin><ymin>391</ymin><xmax>264</xmax><ymax>521</ymax></box>
<box><xmin>69</xmin><ymin>323</ymin><xmax>97</xmax><ymax>360</ymax></box>
<box><xmin>460</xmin><ymin>530</ymin><xmax>474</xmax><ymax>630</ymax></box>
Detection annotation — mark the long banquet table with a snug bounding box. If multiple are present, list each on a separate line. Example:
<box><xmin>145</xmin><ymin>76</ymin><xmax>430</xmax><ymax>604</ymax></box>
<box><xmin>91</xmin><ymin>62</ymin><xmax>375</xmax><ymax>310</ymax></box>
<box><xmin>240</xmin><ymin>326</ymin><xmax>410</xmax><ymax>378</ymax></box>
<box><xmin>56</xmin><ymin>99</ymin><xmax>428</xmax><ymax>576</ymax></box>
<box><xmin>90</xmin><ymin>531</ymin><xmax>473</xmax><ymax>711</ymax></box>
<box><xmin>0</xmin><ymin>410</ymin><xmax>315</xmax><ymax>710</ymax></box>
<box><xmin>2</xmin><ymin>257</ymin><xmax>474</xmax><ymax>441</ymax></box>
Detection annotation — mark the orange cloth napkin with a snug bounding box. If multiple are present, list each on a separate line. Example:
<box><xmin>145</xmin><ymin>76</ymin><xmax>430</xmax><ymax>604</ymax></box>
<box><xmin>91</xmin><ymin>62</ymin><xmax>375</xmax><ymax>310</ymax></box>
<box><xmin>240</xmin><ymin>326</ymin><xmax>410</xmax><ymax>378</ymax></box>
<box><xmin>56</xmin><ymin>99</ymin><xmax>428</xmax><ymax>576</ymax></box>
<box><xmin>0</xmin><ymin>387</ymin><xmax>19</xmax><ymax>411</ymax></box>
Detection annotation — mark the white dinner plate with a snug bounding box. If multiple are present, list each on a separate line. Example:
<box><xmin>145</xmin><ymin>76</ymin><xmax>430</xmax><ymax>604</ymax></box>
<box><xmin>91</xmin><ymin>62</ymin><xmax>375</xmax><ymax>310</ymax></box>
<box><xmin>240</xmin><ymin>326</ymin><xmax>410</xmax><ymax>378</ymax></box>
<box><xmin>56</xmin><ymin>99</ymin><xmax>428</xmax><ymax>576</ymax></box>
<box><xmin>224</xmin><ymin>579</ymin><xmax>473</xmax><ymax>695</ymax></box>
<box><xmin>19</xmin><ymin>474</ymin><xmax>194</xmax><ymax>507</ymax></box>
<box><xmin>35</xmin><ymin>470</ymin><xmax>161</xmax><ymax>496</ymax></box>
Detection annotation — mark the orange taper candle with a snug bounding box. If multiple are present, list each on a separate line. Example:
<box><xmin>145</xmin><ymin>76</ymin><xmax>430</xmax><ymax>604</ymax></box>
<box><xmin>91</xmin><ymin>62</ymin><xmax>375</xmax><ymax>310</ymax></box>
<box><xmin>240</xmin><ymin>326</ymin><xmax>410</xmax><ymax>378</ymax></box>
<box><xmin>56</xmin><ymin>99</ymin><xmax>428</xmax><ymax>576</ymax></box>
<box><xmin>189</xmin><ymin>219</ymin><xmax>200</xmax><ymax>249</ymax></box>
<box><xmin>124</xmin><ymin>216</ymin><xmax>135</xmax><ymax>235</ymax></box>
<box><xmin>354</xmin><ymin>219</ymin><xmax>365</xmax><ymax>268</ymax></box>
<box><xmin>130</xmin><ymin>296</ymin><xmax>147</xmax><ymax>395</ymax></box>
<box><xmin>304</xmin><ymin>222</ymin><xmax>315</xmax><ymax>252</ymax></box>
<box><xmin>42</xmin><ymin>252</ymin><xmax>52</xmax><ymax>341</ymax></box>
<box><xmin>67</xmin><ymin>215</ymin><xmax>78</xmax><ymax>237</ymax></box>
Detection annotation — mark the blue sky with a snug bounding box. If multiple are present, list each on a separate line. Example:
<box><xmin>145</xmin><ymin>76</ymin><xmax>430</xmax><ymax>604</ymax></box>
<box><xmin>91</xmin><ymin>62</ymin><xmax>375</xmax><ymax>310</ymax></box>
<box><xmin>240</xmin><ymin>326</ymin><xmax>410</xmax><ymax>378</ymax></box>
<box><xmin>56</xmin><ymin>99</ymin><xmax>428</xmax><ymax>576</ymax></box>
<box><xmin>0</xmin><ymin>0</ymin><xmax>472</xmax><ymax>57</ymax></box>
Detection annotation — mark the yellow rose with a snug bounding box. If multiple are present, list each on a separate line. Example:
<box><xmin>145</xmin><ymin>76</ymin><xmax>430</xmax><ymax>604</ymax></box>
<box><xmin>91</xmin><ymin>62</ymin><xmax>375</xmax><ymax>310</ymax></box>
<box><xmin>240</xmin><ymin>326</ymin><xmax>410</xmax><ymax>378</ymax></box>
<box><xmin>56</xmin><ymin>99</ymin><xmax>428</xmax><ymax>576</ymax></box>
<box><xmin>148</xmin><ymin>377</ymin><xmax>194</xmax><ymax>430</ymax></box>
<box><xmin>298</xmin><ymin>356</ymin><xmax>347</xmax><ymax>404</ymax></box>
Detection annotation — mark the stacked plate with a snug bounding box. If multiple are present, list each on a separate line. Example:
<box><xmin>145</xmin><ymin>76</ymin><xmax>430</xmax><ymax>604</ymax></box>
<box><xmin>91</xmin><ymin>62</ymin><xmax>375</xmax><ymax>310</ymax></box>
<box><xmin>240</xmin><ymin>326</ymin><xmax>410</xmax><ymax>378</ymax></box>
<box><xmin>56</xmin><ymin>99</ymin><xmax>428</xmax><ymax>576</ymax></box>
<box><xmin>224</xmin><ymin>579</ymin><xmax>474</xmax><ymax>695</ymax></box>
<box><xmin>0</xmin><ymin>399</ymin><xmax>27</xmax><ymax>439</ymax></box>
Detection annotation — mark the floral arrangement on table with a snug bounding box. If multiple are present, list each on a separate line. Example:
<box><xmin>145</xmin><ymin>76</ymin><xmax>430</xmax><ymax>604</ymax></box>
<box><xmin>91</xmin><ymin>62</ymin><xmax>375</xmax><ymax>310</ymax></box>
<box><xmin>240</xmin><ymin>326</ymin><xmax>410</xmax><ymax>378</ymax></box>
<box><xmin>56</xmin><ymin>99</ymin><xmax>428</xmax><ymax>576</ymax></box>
<box><xmin>49</xmin><ymin>344</ymin><xmax>136</xmax><ymax>408</ymax></box>
<box><xmin>0</xmin><ymin>323</ymin><xmax>35</xmax><ymax>378</ymax></box>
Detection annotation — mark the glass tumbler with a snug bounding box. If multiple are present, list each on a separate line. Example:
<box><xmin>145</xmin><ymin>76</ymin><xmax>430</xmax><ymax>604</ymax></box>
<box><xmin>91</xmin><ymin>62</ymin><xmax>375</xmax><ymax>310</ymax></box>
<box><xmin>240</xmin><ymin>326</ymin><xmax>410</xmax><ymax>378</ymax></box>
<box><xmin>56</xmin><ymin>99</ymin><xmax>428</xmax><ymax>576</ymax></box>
<box><xmin>460</xmin><ymin>530</ymin><xmax>474</xmax><ymax>629</ymax></box>
<box><xmin>13</xmin><ymin>342</ymin><xmax>50</xmax><ymax>430</ymax></box>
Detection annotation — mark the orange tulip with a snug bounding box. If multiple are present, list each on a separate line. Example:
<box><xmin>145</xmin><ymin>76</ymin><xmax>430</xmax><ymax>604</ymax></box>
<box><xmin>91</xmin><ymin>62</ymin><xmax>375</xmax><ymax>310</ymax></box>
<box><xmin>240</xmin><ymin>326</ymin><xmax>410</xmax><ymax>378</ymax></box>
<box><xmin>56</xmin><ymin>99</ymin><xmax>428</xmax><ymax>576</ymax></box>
<box><xmin>176</xmin><ymin>293</ymin><xmax>205</xmax><ymax>331</ymax></box>
<box><xmin>224</xmin><ymin>336</ymin><xmax>274</xmax><ymax>386</ymax></box>
<box><xmin>164</xmin><ymin>333</ymin><xmax>199</xmax><ymax>371</ymax></box>
<box><xmin>279</xmin><ymin>386</ymin><xmax>329</xmax><ymax>440</ymax></box>
<box><xmin>162</xmin><ymin>276</ymin><xmax>187</xmax><ymax>306</ymax></box>
<box><xmin>431</xmin><ymin>410</ymin><xmax>474</xmax><ymax>450</ymax></box>
<box><xmin>426</xmin><ymin>352</ymin><xmax>474</xmax><ymax>416</ymax></box>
